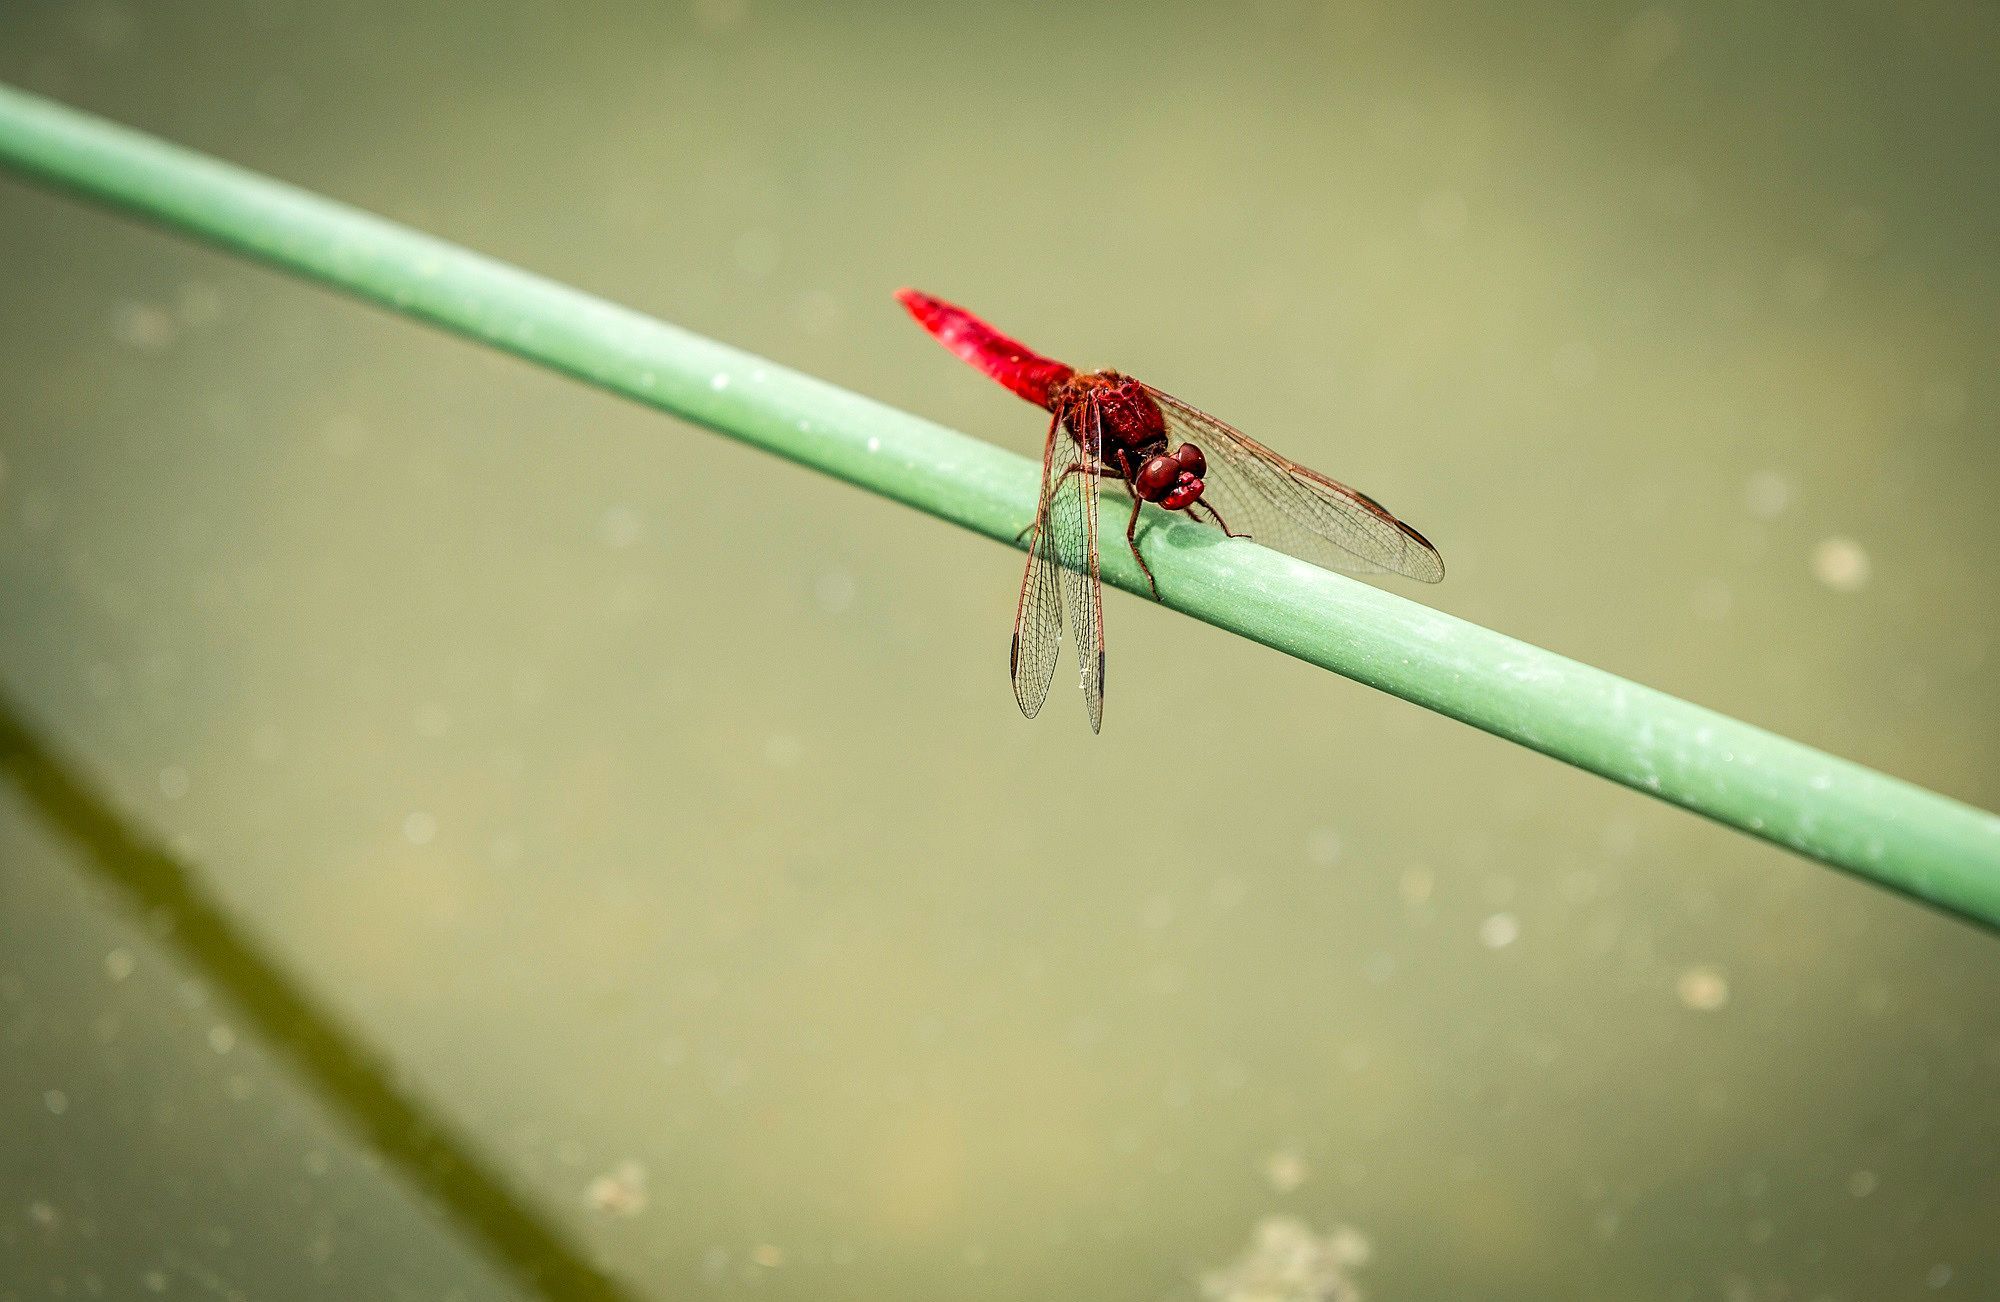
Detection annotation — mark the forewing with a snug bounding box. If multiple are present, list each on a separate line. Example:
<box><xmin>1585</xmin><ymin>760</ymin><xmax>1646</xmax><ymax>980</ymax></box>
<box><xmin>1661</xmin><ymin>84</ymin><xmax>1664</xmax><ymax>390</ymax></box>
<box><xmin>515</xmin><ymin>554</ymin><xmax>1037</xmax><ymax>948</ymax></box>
<box><xmin>1144</xmin><ymin>385</ymin><xmax>1444</xmax><ymax>583</ymax></box>
<box><xmin>1010</xmin><ymin>414</ymin><xmax>1068</xmax><ymax>720</ymax></box>
<box><xmin>1052</xmin><ymin>403</ymin><xmax>1105</xmax><ymax>732</ymax></box>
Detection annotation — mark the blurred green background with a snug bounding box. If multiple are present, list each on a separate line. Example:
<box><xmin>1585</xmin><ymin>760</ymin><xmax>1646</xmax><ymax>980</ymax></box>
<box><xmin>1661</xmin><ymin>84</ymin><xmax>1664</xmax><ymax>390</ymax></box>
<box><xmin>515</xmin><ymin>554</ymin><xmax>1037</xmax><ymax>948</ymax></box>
<box><xmin>2</xmin><ymin>2</ymin><xmax>1997</xmax><ymax>1299</ymax></box>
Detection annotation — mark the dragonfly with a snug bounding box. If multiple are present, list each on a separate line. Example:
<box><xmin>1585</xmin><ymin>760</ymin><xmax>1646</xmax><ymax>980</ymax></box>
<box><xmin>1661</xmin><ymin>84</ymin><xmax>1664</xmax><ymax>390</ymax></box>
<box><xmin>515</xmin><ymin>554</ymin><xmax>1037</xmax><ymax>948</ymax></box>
<box><xmin>897</xmin><ymin>288</ymin><xmax>1443</xmax><ymax>732</ymax></box>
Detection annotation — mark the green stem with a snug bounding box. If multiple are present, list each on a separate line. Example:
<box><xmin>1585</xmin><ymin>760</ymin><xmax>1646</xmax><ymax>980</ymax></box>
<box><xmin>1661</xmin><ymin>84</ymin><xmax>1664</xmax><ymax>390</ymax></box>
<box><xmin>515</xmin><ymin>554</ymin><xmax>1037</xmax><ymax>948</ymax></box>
<box><xmin>2</xmin><ymin>82</ymin><xmax>1995</xmax><ymax>930</ymax></box>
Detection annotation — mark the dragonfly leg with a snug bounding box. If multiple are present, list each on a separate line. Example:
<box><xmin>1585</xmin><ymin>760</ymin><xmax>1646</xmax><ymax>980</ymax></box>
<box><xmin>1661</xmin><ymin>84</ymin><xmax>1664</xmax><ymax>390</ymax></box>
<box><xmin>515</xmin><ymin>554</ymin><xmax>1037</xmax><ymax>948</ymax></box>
<box><xmin>1016</xmin><ymin>462</ymin><xmax>1113</xmax><ymax>543</ymax></box>
<box><xmin>1194</xmin><ymin>501</ymin><xmax>1250</xmax><ymax>540</ymax></box>
<box><xmin>1124</xmin><ymin>490</ymin><xmax>1160</xmax><ymax>600</ymax></box>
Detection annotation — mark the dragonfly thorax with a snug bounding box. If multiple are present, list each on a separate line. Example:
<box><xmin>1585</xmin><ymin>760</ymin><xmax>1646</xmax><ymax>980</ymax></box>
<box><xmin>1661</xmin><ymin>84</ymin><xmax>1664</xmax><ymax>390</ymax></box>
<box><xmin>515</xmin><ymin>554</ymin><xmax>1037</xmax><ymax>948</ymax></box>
<box><xmin>1056</xmin><ymin>370</ymin><xmax>1168</xmax><ymax>453</ymax></box>
<box><xmin>1053</xmin><ymin>373</ymin><xmax>1209</xmax><ymax>511</ymax></box>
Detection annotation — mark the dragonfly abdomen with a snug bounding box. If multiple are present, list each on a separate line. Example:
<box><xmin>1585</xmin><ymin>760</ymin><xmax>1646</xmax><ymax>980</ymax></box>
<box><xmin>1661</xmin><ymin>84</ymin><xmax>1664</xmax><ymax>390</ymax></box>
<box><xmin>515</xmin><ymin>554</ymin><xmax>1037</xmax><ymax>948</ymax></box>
<box><xmin>896</xmin><ymin>288</ymin><xmax>1075</xmax><ymax>408</ymax></box>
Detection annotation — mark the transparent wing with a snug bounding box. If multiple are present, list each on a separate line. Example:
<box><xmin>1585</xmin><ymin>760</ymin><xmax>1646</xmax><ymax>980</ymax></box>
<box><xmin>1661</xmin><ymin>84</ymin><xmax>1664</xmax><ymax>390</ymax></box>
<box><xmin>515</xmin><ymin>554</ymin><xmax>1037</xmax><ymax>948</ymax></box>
<box><xmin>1143</xmin><ymin>385</ymin><xmax>1444</xmax><ymax>583</ymax></box>
<box><xmin>1010</xmin><ymin>412</ymin><xmax>1068</xmax><ymax>720</ymax></box>
<box><xmin>1053</xmin><ymin>401</ymin><xmax>1105</xmax><ymax>732</ymax></box>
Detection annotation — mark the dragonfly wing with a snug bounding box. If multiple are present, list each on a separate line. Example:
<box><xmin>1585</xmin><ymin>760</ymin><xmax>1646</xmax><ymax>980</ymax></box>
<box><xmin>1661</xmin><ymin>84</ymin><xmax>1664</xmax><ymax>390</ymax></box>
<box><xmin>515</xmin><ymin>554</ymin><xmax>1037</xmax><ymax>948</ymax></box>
<box><xmin>1010</xmin><ymin>412</ymin><xmax>1068</xmax><ymax>719</ymax></box>
<box><xmin>1051</xmin><ymin>402</ymin><xmax>1105</xmax><ymax>731</ymax></box>
<box><xmin>1144</xmin><ymin>385</ymin><xmax>1444</xmax><ymax>583</ymax></box>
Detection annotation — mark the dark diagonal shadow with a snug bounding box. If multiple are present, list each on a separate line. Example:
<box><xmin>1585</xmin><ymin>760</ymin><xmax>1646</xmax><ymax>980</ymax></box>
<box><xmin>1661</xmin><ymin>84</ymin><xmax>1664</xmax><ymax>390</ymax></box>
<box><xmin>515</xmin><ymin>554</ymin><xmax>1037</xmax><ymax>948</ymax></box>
<box><xmin>0</xmin><ymin>690</ymin><xmax>643</xmax><ymax>1302</ymax></box>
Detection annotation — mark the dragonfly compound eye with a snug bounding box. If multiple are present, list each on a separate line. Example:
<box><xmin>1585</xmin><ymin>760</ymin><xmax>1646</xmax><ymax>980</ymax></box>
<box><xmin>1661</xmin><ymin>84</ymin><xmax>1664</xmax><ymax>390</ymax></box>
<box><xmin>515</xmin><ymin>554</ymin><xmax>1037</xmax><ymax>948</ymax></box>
<box><xmin>1174</xmin><ymin>443</ymin><xmax>1206</xmax><ymax>478</ymax></box>
<box><xmin>1134</xmin><ymin>454</ymin><xmax>1180</xmax><ymax>500</ymax></box>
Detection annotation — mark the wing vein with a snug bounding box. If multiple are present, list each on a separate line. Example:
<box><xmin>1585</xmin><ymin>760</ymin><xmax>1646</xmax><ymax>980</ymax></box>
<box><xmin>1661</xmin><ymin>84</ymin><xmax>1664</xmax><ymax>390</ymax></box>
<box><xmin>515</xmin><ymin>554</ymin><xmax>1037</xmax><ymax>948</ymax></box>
<box><xmin>1143</xmin><ymin>385</ymin><xmax>1443</xmax><ymax>583</ymax></box>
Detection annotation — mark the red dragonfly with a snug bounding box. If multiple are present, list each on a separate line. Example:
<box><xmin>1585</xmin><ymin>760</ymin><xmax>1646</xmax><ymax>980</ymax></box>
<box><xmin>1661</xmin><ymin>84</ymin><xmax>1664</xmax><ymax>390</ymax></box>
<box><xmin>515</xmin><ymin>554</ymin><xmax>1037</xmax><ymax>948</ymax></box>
<box><xmin>897</xmin><ymin>288</ymin><xmax>1443</xmax><ymax>732</ymax></box>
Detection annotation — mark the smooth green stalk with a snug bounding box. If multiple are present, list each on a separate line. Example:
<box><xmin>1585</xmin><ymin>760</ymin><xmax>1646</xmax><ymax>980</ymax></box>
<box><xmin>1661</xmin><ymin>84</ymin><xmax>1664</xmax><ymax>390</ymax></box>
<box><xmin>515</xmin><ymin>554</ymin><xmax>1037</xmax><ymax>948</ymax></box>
<box><xmin>2</xmin><ymin>82</ymin><xmax>1996</xmax><ymax>930</ymax></box>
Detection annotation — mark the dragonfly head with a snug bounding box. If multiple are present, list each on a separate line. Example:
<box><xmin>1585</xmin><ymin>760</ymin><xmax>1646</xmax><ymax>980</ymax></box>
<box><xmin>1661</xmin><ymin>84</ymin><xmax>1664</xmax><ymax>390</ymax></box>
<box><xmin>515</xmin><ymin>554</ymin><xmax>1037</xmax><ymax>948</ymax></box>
<box><xmin>1135</xmin><ymin>443</ymin><xmax>1207</xmax><ymax>511</ymax></box>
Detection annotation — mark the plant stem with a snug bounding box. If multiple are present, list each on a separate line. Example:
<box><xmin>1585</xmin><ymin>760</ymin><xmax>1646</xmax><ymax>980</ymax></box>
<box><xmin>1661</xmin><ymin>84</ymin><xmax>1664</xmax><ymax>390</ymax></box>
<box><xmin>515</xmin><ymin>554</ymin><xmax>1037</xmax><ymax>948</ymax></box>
<box><xmin>1</xmin><ymin>82</ymin><xmax>1995</xmax><ymax>931</ymax></box>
